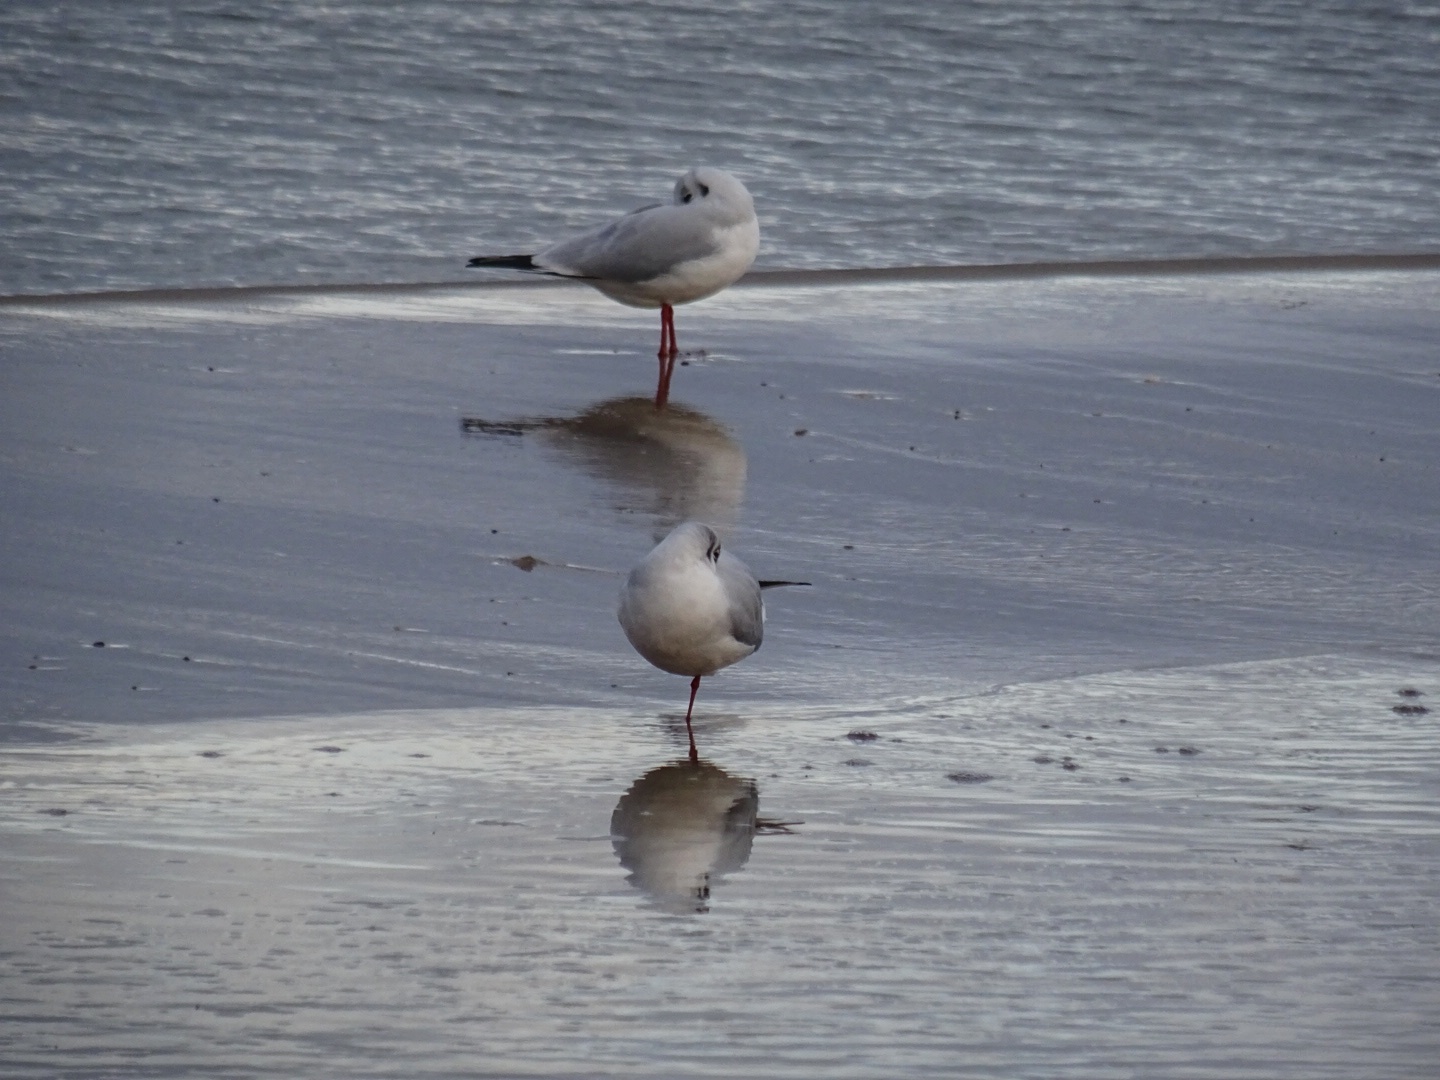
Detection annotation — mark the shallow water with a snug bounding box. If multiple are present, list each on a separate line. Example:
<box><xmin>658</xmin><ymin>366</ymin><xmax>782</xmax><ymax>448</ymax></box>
<box><xmin>3</xmin><ymin>655</ymin><xmax>1437</xmax><ymax>1078</ymax></box>
<box><xmin>4</xmin><ymin>268</ymin><xmax>1438</xmax><ymax>725</ymax></box>
<box><xmin>3</xmin><ymin>0</ymin><xmax>1439</xmax><ymax>295</ymax></box>
<box><xmin>2</xmin><ymin>267</ymin><xmax>1438</xmax><ymax>1075</ymax></box>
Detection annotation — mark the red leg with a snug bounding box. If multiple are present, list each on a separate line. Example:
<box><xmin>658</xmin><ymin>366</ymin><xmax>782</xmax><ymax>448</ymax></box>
<box><xmin>655</xmin><ymin>304</ymin><xmax>677</xmax><ymax>409</ymax></box>
<box><xmin>664</xmin><ymin>303</ymin><xmax>679</xmax><ymax>360</ymax></box>
<box><xmin>656</xmin><ymin>303</ymin><xmax>676</xmax><ymax>361</ymax></box>
<box><xmin>683</xmin><ymin>674</ymin><xmax>701</xmax><ymax>763</ymax></box>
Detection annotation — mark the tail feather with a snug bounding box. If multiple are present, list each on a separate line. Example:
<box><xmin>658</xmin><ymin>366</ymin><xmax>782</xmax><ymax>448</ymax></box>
<box><xmin>467</xmin><ymin>254</ymin><xmax>539</xmax><ymax>270</ymax></box>
<box><xmin>759</xmin><ymin>580</ymin><xmax>811</xmax><ymax>589</ymax></box>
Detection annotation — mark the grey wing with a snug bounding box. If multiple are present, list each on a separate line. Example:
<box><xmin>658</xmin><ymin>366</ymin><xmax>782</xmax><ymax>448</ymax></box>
<box><xmin>717</xmin><ymin>552</ymin><xmax>764</xmax><ymax>650</ymax></box>
<box><xmin>537</xmin><ymin>203</ymin><xmax>721</xmax><ymax>283</ymax></box>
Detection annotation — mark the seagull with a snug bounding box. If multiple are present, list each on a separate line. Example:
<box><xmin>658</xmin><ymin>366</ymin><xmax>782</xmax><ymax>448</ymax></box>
<box><xmin>467</xmin><ymin>167</ymin><xmax>760</xmax><ymax>409</ymax></box>
<box><xmin>618</xmin><ymin>521</ymin><xmax>806</xmax><ymax>761</ymax></box>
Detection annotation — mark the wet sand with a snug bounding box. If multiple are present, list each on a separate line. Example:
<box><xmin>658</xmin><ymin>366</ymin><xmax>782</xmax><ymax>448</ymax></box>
<box><xmin>2</xmin><ymin>263</ymin><xmax>1438</xmax><ymax>1076</ymax></box>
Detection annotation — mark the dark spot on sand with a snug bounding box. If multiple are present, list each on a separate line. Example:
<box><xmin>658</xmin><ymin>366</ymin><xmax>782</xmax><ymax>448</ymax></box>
<box><xmin>1298</xmin><ymin>804</ymin><xmax>1319</xmax><ymax>813</ymax></box>
<box><xmin>1285</xmin><ymin>840</ymin><xmax>1312</xmax><ymax>851</ymax></box>
<box><xmin>408</xmin><ymin>753</ymin><xmax>430</xmax><ymax>758</ymax></box>
<box><xmin>946</xmin><ymin>771</ymin><xmax>994</xmax><ymax>784</ymax></box>
<box><xmin>92</xmin><ymin>641</ymin><xmax>105</xmax><ymax>648</ymax></box>
<box><xmin>842</xmin><ymin>544</ymin><xmax>854</xmax><ymax>550</ymax></box>
<box><xmin>846</xmin><ymin>730</ymin><xmax>879</xmax><ymax>743</ymax></box>
<box><xmin>1392</xmin><ymin>704</ymin><xmax>1428</xmax><ymax>716</ymax></box>
<box><xmin>1033</xmin><ymin>755</ymin><xmax>1054</xmax><ymax>764</ymax></box>
<box><xmin>198</xmin><ymin>750</ymin><xmax>223</xmax><ymax>759</ymax></box>
<box><xmin>1061</xmin><ymin>758</ymin><xmax>1080</xmax><ymax>771</ymax></box>
<box><xmin>844</xmin><ymin>758</ymin><xmax>873</xmax><ymax>767</ymax></box>
<box><xmin>314</xmin><ymin>746</ymin><xmax>344</xmax><ymax>754</ymax></box>
<box><xmin>1177</xmin><ymin>746</ymin><xmax>1200</xmax><ymax>755</ymax></box>
<box><xmin>40</xmin><ymin>808</ymin><xmax>69</xmax><ymax>816</ymax></box>
<box><xmin>1397</xmin><ymin>687</ymin><xmax>1423</xmax><ymax>698</ymax></box>
<box><xmin>460</xmin><ymin>418</ymin><xmax>524</xmax><ymax>436</ymax></box>
<box><xmin>1154</xmin><ymin>746</ymin><xmax>1170</xmax><ymax>753</ymax></box>
<box><xmin>1117</xmin><ymin>775</ymin><xmax>1131</xmax><ymax>782</ymax></box>
<box><xmin>510</xmin><ymin>555</ymin><xmax>539</xmax><ymax>572</ymax></box>
<box><xmin>794</xmin><ymin>428</ymin><xmax>808</xmax><ymax>436</ymax></box>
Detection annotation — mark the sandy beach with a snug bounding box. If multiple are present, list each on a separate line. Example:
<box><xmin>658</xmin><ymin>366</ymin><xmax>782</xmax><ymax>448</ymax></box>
<box><xmin>3</xmin><ymin>263</ymin><xmax>1438</xmax><ymax>1076</ymax></box>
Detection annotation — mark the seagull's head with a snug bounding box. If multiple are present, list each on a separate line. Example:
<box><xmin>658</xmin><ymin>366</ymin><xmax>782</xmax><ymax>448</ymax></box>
<box><xmin>659</xmin><ymin>520</ymin><xmax>724</xmax><ymax>568</ymax></box>
<box><xmin>673</xmin><ymin>168</ymin><xmax>755</xmax><ymax>223</ymax></box>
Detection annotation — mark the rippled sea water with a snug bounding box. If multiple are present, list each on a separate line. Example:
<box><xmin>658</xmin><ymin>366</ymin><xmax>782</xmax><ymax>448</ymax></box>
<box><xmin>2</xmin><ymin>0</ymin><xmax>1438</xmax><ymax>294</ymax></box>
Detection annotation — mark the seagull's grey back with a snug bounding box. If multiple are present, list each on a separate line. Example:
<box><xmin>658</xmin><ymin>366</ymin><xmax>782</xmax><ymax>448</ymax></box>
<box><xmin>539</xmin><ymin>205</ymin><xmax>722</xmax><ymax>283</ymax></box>
<box><xmin>717</xmin><ymin>551</ymin><xmax>763</xmax><ymax>651</ymax></box>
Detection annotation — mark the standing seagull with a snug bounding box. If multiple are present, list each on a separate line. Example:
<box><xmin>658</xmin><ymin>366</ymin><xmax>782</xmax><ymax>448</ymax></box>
<box><xmin>618</xmin><ymin>521</ymin><xmax>805</xmax><ymax>762</ymax></box>
<box><xmin>467</xmin><ymin>167</ymin><xmax>760</xmax><ymax>409</ymax></box>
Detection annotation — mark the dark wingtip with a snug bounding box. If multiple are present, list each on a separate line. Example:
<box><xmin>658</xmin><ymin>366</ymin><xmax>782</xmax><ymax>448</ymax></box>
<box><xmin>759</xmin><ymin>580</ymin><xmax>811</xmax><ymax>589</ymax></box>
<box><xmin>467</xmin><ymin>254</ymin><xmax>538</xmax><ymax>270</ymax></box>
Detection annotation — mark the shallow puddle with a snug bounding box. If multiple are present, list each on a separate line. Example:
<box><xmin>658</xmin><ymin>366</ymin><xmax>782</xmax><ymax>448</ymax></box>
<box><xmin>3</xmin><ymin>655</ymin><xmax>1436</xmax><ymax>1077</ymax></box>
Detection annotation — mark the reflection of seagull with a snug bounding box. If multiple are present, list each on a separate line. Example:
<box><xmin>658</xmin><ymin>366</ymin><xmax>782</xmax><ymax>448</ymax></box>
<box><xmin>461</xmin><ymin>396</ymin><xmax>748</xmax><ymax>536</ymax></box>
<box><xmin>610</xmin><ymin>759</ymin><xmax>757</xmax><ymax>914</ymax></box>
<box><xmin>466</xmin><ymin>167</ymin><xmax>760</xmax><ymax>409</ymax></box>
<box><xmin>618</xmin><ymin>522</ymin><xmax>806</xmax><ymax>761</ymax></box>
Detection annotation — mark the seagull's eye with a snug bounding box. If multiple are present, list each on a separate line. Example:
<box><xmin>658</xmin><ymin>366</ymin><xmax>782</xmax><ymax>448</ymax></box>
<box><xmin>698</xmin><ymin>183</ymin><xmax>710</xmax><ymax>197</ymax></box>
<box><xmin>711</xmin><ymin>545</ymin><xmax>721</xmax><ymax>561</ymax></box>
<box><xmin>681</xmin><ymin>190</ymin><xmax>693</xmax><ymax>204</ymax></box>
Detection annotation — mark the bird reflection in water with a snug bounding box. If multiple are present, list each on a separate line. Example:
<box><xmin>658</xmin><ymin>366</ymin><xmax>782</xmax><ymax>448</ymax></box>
<box><xmin>461</xmin><ymin>396</ymin><xmax>745</xmax><ymax>537</ymax></box>
<box><xmin>611</xmin><ymin>758</ymin><xmax>770</xmax><ymax>914</ymax></box>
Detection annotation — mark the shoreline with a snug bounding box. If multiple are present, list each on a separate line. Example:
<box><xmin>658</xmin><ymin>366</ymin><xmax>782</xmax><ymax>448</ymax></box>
<box><xmin>3</xmin><ymin>250</ymin><xmax>1438</xmax><ymax>306</ymax></box>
